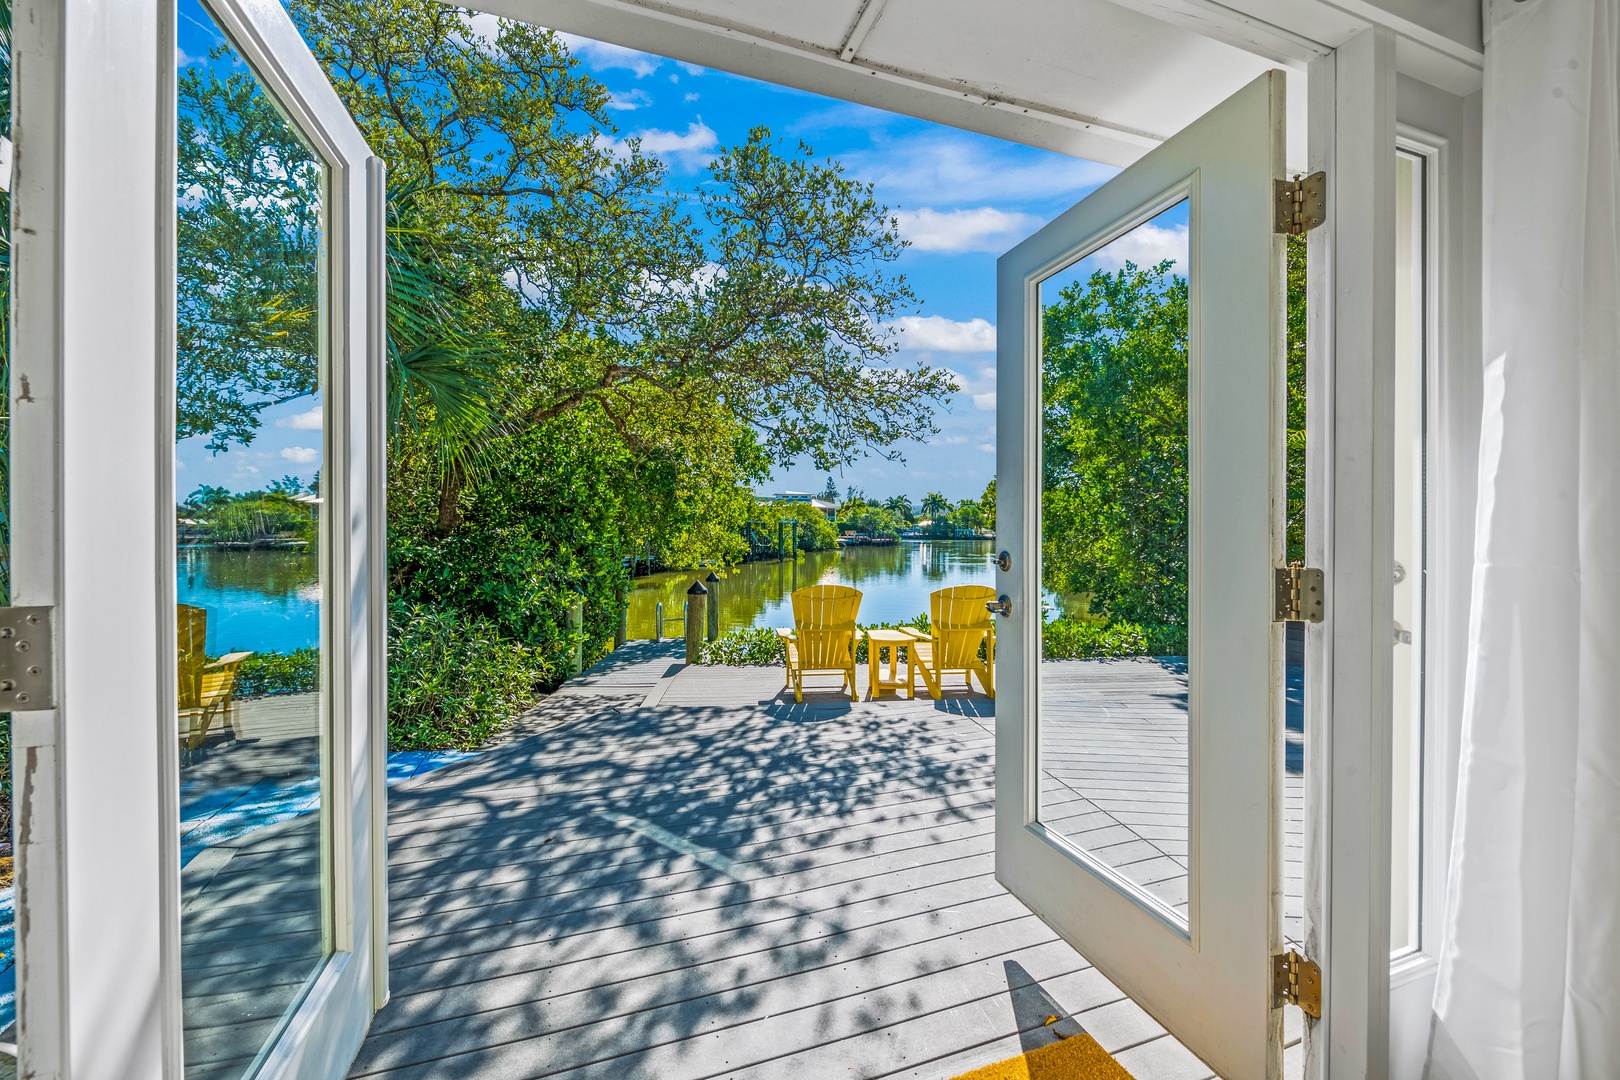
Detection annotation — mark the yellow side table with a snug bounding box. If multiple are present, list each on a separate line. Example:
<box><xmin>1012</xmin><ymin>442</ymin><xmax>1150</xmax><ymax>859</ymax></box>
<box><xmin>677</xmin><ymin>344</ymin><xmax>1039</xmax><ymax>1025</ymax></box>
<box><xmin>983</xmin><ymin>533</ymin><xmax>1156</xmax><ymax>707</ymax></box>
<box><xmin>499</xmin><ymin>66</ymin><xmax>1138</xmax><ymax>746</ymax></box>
<box><xmin>865</xmin><ymin>628</ymin><xmax>916</xmax><ymax>699</ymax></box>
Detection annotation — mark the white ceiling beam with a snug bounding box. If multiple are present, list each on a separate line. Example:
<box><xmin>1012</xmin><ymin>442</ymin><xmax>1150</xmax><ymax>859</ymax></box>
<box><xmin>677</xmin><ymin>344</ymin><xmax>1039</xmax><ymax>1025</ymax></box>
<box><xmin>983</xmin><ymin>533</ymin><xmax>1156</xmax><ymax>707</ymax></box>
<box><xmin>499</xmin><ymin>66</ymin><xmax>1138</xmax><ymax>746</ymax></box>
<box><xmin>838</xmin><ymin>0</ymin><xmax>888</xmax><ymax>62</ymax></box>
<box><xmin>1104</xmin><ymin>0</ymin><xmax>1483</xmax><ymax>94</ymax></box>
<box><xmin>487</xmin><ymin>0</ymin><xmax>1166</xmax><ymax>165</ymax></box>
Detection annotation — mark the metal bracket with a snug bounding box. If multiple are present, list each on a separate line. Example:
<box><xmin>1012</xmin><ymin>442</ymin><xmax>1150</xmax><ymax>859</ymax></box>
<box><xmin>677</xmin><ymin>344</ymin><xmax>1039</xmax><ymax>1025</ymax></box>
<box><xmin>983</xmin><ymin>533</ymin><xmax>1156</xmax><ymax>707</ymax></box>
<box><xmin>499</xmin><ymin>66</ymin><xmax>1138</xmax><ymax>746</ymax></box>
<box><xmin>0</xmin><ymin>607</ymin><xmax>54</xmax><ymax>710</ymax></box>
<box><xmin>1274</xmin><ymin>564</ymin><xmax>1325</xmax><ymax>623</ymax></box>
<box><xmin>1274</xmin><ymin>950</ymin><xmax>1323</xmax><ymax>1017</ymax></box>
<box><xmin>996</xmin><ymin>550</ymin><xmax>1012</xmax><ymax>572</ymax></box>
<box><xmin>1274</xmin><ymin>172</ymin><xmax>1326</xmax><ymax>235</ymax></box>
<box><xmin>986</xmin><ymin>595</ymin><xmax>1012</xmax><ymax>617</ymax></box>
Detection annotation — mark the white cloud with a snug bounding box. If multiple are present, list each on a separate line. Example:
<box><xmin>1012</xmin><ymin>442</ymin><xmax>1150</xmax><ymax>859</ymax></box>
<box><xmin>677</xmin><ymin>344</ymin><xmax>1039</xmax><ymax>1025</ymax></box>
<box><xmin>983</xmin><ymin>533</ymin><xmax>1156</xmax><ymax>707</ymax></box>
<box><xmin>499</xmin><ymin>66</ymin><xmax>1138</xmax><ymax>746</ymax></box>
<box><xmin>278</xmin><ymin>407</ymin><xmax>323</xmax><ymax>431</ymax></box>
<box><xmin>676</xmin><ymin>61</ymin><xmax>705</xmax><ymax>76</ymax></box>
<box><xmin>932</xmin><ymin>434</ymin><xmax>972</xmax><ymax>446</ymax></box>
<box><xmin>1088</xmin><ymin>222</ymin><xmax>1189</xmax><ymax>273</ymax></box>
<box><xmin>636</xmin><ymin>121</ymin><xmax>718</xmax><ymax>157</ymax></box>
<box><xmin>684</xmin><ymin>92</ymin><xmax>701</xmax><ymax>103</ymax></box>
<box><xmin>978</xmin><ymin>443</ymin><xmax>996</xmax><ymax>454</ymax></box>
<box><xmin>459</xmin><ymin>12</ymin><xmax>503</xmax><ymax>44</ymax></box>
<box><xmin>608</xmin><ymin>89</ymin><xmax>653</xmax><ymax>111</ymax></box>
<box><xmin>556</xmin><ymin>31</ymin><xmax>659</xmax><ymax>77</ymax></box>
<box><xmin>281</xmin><ymin>446</ymin><xmax>318</xmax><ymax>465</ymax></box>
<box><xmin>886</xmin><ymin>315</ymin><xmax>996</xmax><ymax>353</ymax></box>
<box><xmin>602</xmin><ymin>121</ymin><xmax>719</xmax><ymax>170</ymax></box>
<box><xmin>893</xmin><ymin>207</ymin><xmax>1041</xmax><ymax>254</ymax></box>
<box><xmin>176</xmin><ymin>45</ymin><xmax>195</xmax><ymax>67</ymax></box>
<box><xmin>972</xmin><ymin>391</ymin><xmax>997</xmax><ymax>411</ymax></box>
<box><xmin>846</xmin><ymin>132</ymin><xmax>1116</xmax><ymax>207</ymax></box>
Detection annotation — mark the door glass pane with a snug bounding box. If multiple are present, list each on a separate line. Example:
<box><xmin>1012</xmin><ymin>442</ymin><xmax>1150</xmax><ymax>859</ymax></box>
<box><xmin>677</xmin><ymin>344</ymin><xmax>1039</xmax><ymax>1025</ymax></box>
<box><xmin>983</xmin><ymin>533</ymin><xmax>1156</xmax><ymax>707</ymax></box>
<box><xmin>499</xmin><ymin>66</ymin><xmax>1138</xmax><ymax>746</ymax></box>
<box><xmin>0</xmin><ymin>0</ymin><xmax>13</xmax><ymax>1060</ymax></box>
<box><xmin>1391</xmin><ymin>151</ymin><xmax>1426</xmax><ymax>956</ymax></box>
<box><xmin>176</xmin><ymin>5</ymin><xmax>329</xmax><ymax>1075</ymax></box>
<box><xmin>1038</xmin><ymin>200</ymin><xmax>1192</xmax><ymax>928</ymax></box>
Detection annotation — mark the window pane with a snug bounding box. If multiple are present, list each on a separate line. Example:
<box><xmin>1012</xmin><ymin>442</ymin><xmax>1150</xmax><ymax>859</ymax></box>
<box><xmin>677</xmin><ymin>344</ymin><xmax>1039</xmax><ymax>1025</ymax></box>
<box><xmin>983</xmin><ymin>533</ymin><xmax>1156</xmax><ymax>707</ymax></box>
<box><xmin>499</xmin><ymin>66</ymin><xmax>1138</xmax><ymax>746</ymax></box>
<box><xmin>1391</xmin><ymin>152</ymin><xmax>1426</xmax><ymax>956</ymax></box>
<box><xmin>175</xmin><ymin>4</ymin><xmax>329</xmax><ymax>1074</ymax></box>
<box><xmin>1038</xmin><ymin>201</ymin><xmax>1192</xmax><ymax>928</ymax></box>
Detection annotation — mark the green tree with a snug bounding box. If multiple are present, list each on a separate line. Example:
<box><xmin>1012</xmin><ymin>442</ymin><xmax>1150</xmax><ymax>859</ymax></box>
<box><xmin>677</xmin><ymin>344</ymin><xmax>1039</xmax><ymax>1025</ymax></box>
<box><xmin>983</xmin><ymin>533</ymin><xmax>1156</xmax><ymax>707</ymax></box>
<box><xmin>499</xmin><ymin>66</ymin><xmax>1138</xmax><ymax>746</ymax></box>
<box><xmin>290</xmin><ymin>0</ymin><xmax>955</xmax><ymax>536</ymax></box>
<box><xmin>950</xmin><ymin>499</ymin><xmax>984</xmax><ymax>531</ymax></box>
<box><xmin>979</xmin><ymin>479</ymin><xmax>996</xmax><ymax>527</ymax></box>
<box><xmin>177</xmin><ymin>50</ymin><xmax>323</xmax><ymax>451</ymax></box>
<box><xmin>1042</xmin><ymin>259</ymin><xmax>1188</xmax><ymax>651</ymax></box>
<box><xmin>883</xmin><ymin>494</ymin><xmax>915</xmax><ymax>523</ymax></box>
<box><xmin>1286</xmin><ymin>234</ymin><xmax>1306</xmax><ymax>562</ymax></box>
<box><xmin>920</xmin><ymin>492</ymin><xmax>950</xmax><ymax>520</ymax></box>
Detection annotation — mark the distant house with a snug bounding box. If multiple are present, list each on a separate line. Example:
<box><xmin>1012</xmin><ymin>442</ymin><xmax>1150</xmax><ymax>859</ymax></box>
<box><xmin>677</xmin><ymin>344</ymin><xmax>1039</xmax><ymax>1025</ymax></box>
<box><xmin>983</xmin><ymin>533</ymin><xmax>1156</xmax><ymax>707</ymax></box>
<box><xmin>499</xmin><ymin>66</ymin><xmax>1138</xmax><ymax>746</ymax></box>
<box><xmin>763</xmin><ymin>491</ymin><xmax>837</xmax><ymax>517</ymax></box>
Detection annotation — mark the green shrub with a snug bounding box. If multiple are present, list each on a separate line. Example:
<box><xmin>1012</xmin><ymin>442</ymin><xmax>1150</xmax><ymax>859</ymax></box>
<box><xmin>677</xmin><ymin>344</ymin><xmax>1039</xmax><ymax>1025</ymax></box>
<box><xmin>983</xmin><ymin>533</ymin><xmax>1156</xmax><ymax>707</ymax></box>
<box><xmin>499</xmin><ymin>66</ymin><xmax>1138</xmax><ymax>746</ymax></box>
<box><xmin>1041</xmin><ymin>617</ymin><xmax>1185</xmax><ymax>659</ymax></box>
<box><xmin>699</xmin><ymin>626</ymin><xmax>785</xmax><ymax>666</ymax></box>
<box><xmin>387</xmin><ymin>601</ymin><xmax>554</xmax><ymax>750</ymax></box>
<box><xmin>235</xmin><ymin>648</ymin><xmax>319</xmax><ymax>697</ymax></box>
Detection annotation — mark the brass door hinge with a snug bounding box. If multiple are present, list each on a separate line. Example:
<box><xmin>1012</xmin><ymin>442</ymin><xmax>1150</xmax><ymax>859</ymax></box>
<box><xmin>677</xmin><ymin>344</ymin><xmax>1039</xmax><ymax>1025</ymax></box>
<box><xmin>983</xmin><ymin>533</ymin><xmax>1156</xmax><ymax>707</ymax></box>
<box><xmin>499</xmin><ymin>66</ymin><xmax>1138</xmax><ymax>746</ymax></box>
<box><xmin>1274</xmin><ymin>950</ymin><xmax>1322</xmax><ymax>1017</ymax></box>
<box><xmin>1274</xmin><ymin>564</ymin><xmax>1324</xmax><ymax>623</ymax></box>
<box><xmin>1274</xmin><ymin>172</ymin><xmax>1326</xmax><ymax>235</ymax></box>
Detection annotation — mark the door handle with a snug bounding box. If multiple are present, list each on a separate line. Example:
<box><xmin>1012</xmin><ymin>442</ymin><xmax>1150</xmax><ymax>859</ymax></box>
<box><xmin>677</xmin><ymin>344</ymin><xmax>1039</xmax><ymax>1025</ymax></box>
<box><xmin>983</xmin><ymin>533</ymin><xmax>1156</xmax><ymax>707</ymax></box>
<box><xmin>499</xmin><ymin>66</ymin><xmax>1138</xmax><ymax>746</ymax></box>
<box><xmin>986</xmin><ymin>595</ymin><xmax>1012</xmax><ymax>617</ymax></box>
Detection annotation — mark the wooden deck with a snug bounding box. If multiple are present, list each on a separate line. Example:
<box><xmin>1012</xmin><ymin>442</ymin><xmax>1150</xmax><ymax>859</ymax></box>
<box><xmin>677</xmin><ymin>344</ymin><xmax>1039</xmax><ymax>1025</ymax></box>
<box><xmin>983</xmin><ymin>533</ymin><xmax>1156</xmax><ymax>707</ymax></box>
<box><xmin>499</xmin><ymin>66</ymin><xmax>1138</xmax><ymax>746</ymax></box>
<box><xmin>356</xmin><ymin>642</ymin><xmax>1303</xmax><ymax>1080</ymax></box>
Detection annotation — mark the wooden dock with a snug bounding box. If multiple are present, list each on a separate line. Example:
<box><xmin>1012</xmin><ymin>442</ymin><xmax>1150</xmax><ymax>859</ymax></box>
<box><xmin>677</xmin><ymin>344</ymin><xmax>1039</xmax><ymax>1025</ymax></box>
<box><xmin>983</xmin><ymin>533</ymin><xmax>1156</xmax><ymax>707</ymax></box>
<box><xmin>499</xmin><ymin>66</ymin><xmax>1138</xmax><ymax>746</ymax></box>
<box><xmin>356</xmin><ymin>641</ymin><xmax>1303</xmax><ymax>1079</ymax></box>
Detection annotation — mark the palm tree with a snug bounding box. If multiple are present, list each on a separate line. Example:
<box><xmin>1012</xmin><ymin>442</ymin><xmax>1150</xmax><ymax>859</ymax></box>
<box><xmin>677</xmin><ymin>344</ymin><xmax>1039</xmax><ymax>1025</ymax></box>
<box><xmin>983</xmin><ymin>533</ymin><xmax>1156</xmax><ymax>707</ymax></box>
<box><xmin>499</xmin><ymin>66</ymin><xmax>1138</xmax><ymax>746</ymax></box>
<box><xmin>385</xmin><ymin>184</ymin><xmax>508</xmax><ymax>532</ymax></box>
<box><xmin>884</xmin><ymin>494</ymin><xmax>914</xmax><ymax>523</ymax></box>
<box><xmin>920</xmin><ymin>491</ymin><xmax>950</xmax><ymax>521</ymax></box>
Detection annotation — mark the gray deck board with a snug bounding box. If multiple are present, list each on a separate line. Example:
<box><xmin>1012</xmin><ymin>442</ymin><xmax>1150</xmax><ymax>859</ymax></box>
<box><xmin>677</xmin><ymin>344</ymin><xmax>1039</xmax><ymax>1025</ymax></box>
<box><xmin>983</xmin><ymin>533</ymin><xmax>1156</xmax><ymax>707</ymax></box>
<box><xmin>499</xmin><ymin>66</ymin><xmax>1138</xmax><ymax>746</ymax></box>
<box><xmin>358</xmin><ymin>648</ymin><xmax>1303</xmax><ymax>1079</ymax></box>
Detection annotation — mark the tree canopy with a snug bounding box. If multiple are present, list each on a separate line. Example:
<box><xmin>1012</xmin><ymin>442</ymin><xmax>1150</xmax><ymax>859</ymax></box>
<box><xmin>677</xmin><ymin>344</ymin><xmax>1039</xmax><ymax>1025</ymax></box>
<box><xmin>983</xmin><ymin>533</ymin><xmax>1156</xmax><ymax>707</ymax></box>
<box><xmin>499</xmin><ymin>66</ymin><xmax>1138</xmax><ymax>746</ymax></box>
<box><xmin>1041</xmin><ymin>259</ymin><xmax>1189</xmax><ymax>652</ymax></box>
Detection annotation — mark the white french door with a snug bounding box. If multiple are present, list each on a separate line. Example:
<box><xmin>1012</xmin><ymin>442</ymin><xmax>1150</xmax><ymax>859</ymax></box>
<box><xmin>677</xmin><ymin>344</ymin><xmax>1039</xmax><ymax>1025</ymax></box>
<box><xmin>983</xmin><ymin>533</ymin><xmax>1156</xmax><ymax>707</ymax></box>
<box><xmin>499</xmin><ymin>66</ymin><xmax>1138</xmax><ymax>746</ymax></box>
<box><xmin>994</xmin><ymin>71</ymin><xmax>1286</xmax><ymax>1080</ymax></box>
<box><xmin>11</xmin><ymin>0</ymin><xmax>386</xmax><ymax>1076</ymax></box>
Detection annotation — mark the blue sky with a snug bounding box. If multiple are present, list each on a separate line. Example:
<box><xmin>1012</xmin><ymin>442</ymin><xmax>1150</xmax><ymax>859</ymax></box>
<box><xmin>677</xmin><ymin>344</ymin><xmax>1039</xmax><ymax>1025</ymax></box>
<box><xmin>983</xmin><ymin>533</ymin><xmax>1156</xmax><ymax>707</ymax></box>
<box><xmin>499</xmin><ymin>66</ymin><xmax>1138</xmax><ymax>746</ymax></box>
<box><xmin>175</xmin><ymin>10</ymin><xmax>1199</xmax><ymax>504</ymax></box>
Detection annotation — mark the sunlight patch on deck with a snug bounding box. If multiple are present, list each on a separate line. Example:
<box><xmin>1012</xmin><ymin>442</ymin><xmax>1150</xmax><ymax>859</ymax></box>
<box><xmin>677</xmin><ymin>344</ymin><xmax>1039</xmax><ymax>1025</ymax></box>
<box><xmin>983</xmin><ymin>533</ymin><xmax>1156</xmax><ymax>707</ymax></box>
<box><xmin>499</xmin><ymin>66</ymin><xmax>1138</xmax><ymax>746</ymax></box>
<box><xmin>596</xmin><ymin>809</ymin><xmax>761</xmax><ymax>882</ymax></box>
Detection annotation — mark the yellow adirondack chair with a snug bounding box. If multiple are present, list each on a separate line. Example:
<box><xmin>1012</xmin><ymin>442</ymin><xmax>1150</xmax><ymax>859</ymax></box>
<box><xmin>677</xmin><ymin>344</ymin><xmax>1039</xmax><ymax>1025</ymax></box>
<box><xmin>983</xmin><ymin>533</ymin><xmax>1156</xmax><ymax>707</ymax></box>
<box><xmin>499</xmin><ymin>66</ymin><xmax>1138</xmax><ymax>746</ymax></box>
<box><xmin>178</xmin><ymin>604</ymin><xmax>209</xmax><ymax>714</ymax></box>
<box><xmin>776</xmin><ymin>584</ymin><xmax>862</xmax><ymax>702</ymax></box>
<box><xmin>183</xmin><ymin>651</ymin><xmax>253</xmax><ymax>750</ymax></box>
<box><xmin>903</xmin><ymin>585</ymin><xmax>997</xmax><ymax>699</ymax></box>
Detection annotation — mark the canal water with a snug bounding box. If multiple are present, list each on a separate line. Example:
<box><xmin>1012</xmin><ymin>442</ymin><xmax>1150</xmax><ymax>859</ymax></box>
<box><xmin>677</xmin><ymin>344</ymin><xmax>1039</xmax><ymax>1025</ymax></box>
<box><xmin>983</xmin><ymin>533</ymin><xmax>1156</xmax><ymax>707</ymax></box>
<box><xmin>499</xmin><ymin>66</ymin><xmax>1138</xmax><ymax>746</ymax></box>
<box><xmin>178</xmin><ymin>547</ymin><xmax>321</xmax><ymax>654</ymax></box>
<box><xmin>177</xmin><ymin>539</ymin><xmax>1001</xmax><ymax>652</ymax></box>
<box><xmin>625</xmin><ymin>539</ymin><xmax>998</xmax><ymax>639</ymax></box>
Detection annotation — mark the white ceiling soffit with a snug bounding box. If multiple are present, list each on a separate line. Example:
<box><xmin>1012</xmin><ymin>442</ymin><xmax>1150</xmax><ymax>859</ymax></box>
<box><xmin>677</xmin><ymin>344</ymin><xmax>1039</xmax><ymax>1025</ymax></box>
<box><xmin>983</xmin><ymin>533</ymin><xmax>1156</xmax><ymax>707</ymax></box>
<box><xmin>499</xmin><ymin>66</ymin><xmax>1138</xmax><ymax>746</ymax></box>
<box><xmin>474</xmin><ymin>0</ymin><xmax>1481</xmax><ymax>166</ymax></box>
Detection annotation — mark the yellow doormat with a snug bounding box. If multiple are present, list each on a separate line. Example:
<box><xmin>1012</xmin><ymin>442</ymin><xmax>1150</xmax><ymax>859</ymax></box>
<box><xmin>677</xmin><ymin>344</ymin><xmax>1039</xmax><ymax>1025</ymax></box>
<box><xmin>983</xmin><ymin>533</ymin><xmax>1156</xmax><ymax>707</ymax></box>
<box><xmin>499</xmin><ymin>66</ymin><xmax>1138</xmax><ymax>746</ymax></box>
<box><xmin>946</xmin><ymin>1032</ymin><xmax>1135</xmax><ymax>1080</ymax></box>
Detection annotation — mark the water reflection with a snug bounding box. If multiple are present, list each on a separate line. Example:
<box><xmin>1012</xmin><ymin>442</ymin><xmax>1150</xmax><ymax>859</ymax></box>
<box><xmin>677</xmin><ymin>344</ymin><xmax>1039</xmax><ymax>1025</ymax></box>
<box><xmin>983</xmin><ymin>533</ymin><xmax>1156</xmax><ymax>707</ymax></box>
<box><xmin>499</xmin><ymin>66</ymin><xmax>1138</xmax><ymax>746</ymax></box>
<box><xmin>174</xmin><ymin>4</ymin><xmax>328</xmax><ymax>1074</ymax></box>
<box><xmin>178</xmin><ymin>548</ymin><xmax>320</xmax><ymax>654</ymax></box>
<box><xmin>627</xmin><ymin>540</ymin><xmax>997</xmax><ymax>637</ymax></box>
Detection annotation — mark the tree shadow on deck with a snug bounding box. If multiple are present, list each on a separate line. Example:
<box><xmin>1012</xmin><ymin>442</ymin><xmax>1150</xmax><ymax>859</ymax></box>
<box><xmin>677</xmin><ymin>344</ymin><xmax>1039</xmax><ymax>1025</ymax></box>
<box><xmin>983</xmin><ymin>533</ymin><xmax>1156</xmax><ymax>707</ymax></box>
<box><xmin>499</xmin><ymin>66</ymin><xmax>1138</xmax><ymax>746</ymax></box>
<box><xmin>356</xmin><ymin>669</ymin><xmax>1006</xmax><ymax>1078</ymax></box>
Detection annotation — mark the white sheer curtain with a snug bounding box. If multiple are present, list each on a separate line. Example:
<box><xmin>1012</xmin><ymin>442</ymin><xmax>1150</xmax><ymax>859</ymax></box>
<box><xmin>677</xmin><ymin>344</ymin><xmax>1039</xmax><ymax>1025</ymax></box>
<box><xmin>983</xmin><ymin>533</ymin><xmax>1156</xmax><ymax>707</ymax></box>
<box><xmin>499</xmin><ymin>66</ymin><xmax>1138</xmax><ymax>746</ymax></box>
<box><xmin>1427</xmin><ymin>1</ymin><xmax>1620</xmax><ymax>1078</ymax></box>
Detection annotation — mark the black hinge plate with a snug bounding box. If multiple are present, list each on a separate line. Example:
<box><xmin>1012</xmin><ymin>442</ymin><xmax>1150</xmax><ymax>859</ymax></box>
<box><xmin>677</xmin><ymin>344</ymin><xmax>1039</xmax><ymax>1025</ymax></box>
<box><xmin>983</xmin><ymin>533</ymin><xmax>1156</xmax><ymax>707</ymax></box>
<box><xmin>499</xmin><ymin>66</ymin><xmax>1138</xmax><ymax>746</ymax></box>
<box><xmin>1274</xmin><ymin>172</ymin><xmax>1327</xmax><ymax>235</ymax></box>
<box><xmin>1274</xmin><ymin>949</ymin><xmax>1323</xmax><ymax>1017</ymax></box>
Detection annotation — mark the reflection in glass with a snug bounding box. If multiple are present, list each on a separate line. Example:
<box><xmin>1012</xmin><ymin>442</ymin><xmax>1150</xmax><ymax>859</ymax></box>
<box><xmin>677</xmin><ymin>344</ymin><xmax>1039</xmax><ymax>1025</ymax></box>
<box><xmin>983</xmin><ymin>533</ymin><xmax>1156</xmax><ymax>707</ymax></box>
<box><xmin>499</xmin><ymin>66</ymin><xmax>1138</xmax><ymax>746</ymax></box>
<box><xmin>1037</xmin><ymin>202</ymin><xmax>1192</xmax><ymax>926</ymax></box>
<box><xmin>1391</xmin><ymin>152</ymin><xmax>1426</xmax><ymax>956</ymax></box>
<box><xmin>0</xmin><ymin>0</ymin><xmax>14</xmax><ymax>1053</ymax></box>
<box><xmin>175</xmin><ymin>5</ymin><xmax>327</xmax><ymax>1076</ymax></box>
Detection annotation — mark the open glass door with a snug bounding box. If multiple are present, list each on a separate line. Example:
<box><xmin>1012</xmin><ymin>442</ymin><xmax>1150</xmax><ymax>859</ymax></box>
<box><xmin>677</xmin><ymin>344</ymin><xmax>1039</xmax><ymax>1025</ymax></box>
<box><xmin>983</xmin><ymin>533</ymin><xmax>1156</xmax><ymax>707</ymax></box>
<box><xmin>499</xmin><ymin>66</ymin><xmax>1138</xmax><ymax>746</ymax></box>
<box><xmin>167</xmin><ymin>0</ymin><xmax>385</xmax><ymax>1074</ymax></box>
<box><xmin>10</xmin><ymin>0</ymin><xmax>382</xmax><ymax>1071</ymax></box>
<box><xmin>994</xmin><ymin>71</ymin><xmax>1285</xmax><ymax>1080</ymax></box>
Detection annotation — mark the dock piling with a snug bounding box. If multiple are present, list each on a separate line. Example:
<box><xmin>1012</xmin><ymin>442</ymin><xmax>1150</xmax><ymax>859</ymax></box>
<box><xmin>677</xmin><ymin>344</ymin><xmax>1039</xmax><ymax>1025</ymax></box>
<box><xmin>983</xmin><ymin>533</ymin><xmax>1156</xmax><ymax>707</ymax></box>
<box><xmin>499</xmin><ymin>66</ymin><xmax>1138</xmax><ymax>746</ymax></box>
<box><xmin>685</xmin><ymin>581</ymin><xmax>707</xmax><ymax>664</ymax></box>
<box><xmin>704</xmin><ymin>571</ymin><xmax>720</xmax><ymax>641</ymax></box>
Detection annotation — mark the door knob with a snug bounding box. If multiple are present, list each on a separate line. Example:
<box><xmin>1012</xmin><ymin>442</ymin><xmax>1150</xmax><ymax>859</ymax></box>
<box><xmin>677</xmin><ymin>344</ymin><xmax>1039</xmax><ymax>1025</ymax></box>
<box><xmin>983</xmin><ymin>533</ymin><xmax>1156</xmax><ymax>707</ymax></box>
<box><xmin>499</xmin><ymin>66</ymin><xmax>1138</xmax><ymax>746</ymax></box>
<box><xmin>986</xmin><ymin>595</ymin><xmax>1012</xmax><ymax>617</ymax></box>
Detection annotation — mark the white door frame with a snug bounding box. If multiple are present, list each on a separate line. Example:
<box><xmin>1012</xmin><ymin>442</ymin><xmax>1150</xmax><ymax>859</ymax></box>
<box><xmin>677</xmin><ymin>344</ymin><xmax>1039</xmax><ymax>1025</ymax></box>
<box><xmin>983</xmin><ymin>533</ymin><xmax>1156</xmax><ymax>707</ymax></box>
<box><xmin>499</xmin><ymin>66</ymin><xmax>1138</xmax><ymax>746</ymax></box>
<box><xmin>1302</xmin><ymin>27</ymin><xmax>1396</xmax><ymax>1080</ymax></box>
<box><xmin>10</xmin><ymin>0</ymin><xmax>388</xmax><ymax>1076</ymax></box>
